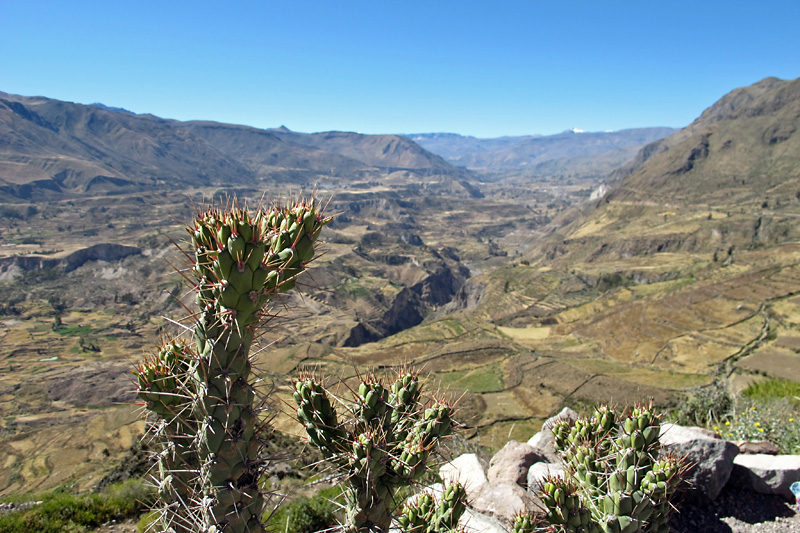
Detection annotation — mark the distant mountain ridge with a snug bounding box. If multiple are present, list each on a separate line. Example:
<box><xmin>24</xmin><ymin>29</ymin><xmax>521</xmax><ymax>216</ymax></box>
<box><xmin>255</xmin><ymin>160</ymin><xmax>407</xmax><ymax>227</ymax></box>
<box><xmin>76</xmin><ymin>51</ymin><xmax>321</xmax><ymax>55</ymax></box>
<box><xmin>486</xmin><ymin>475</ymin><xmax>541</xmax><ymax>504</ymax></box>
<box><xmin>0</xmin><ymin>92</ymin><xmax>469</xmax><ymax>201</ymax></box>
<box><xmin>406</xmin><ymin>127</ymin><xmax>678</xmax><ymax>176</ymax></box>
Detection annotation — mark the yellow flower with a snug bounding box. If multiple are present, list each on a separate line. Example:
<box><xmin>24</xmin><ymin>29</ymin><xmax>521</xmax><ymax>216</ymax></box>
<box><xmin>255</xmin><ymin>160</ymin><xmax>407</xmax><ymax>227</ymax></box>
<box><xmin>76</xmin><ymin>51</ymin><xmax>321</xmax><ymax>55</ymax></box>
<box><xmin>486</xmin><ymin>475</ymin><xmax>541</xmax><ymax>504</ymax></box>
<box><xmin>758</xmin><ymin>428</ymin><xmax>764</xmax><ymax>433</ymax></box>
<box><xmin>725</xmin><ymin>421</ymin><xmax>730</xmax><ymax>426</ymax></box>
<box><xmin>713</xmin><ymin>426</ymin><xmax>719</xmax><ymax>431</ymax></box>
<box><xmin>754</xmin><ymin>422</ymin><xmax>760</xmax><ymax>427</ymax></box>
<box><xmin>790</xmin><ymin>418</ymin><xmax>795</xmax><ymax>423</ymax></box>
<box><xmin>752</xmin><ymin>406</ymin><xmax>757</xmax><ymax>410</ymax></box>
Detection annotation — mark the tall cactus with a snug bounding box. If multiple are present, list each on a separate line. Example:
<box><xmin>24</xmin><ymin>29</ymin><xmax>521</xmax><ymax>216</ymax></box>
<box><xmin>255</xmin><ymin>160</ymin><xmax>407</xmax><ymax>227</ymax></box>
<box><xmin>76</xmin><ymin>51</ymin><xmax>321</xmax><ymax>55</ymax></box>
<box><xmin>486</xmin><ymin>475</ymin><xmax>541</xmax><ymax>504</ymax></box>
<box><xmin>536</xmin><ymin>403</ymin><xmax>685</xmax><ymax>533</ymax></box>
<box><xmin>135</xmin><ymin>198</ymin><xmax>328</xmax><ymax>533</ymax></box>
<box><xmin>293</xmin><ymin>370</ymin><xmax>457</xmax><ymax>533</ymax></box>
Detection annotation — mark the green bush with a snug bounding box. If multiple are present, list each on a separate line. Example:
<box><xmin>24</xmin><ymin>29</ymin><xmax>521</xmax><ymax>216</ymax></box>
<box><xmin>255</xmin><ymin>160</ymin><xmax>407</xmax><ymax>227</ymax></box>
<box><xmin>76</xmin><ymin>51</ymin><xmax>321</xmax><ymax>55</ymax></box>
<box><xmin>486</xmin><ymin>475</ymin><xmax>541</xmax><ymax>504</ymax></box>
<box><xmin>670</xmin><ymin>380</ymin><xmax>732</xmax><ymax>426</ymax></box>
<box><xmin>0</xmin><ymin>479</ymin><xmax>152</xmax><ymax>533</ymax></box>
<box><xmin>267</xmin><ymin>487</ymin><xmax>342</xmax><ymax>533</ymax></box>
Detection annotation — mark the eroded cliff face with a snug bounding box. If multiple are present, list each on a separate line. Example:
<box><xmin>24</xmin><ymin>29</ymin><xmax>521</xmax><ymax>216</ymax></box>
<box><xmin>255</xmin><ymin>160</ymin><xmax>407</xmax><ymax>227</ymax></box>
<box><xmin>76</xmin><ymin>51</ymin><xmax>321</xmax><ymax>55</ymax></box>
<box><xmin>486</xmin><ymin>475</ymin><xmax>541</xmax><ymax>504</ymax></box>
<box><xmin>342</xmin><ymin>262</ymin><xmax>471</xmax><ymax>347</ymax></box>
<box><xmin>0</xmin><ymin>243</ymin><xmax>141</xmax><ymax>280</ymax></box>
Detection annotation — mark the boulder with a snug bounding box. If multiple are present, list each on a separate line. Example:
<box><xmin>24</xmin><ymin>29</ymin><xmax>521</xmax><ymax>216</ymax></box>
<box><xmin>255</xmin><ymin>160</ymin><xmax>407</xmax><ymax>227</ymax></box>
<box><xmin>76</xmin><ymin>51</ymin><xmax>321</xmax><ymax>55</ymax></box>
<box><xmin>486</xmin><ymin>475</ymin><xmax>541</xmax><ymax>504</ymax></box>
<box><xmin>731</xmin><ymin>440</ymin><xmax>780</xmax><ymax>455</ymax></box>
<box><xmin>527</xmin><ymin>462</ymin><xmax>565</xmax><ymax>492</ymax></box>
<box><xmin>470</xmin><ymin>482</ymin><xmax>541</xmax><ymax>523</ymax></box>
<box><xmin>731</xmin><ymin>454</ymin><xmax>800</xmax><ymax>498</ymax></box>
<box><xmin>660</xmin><ymin>423</ymin><xmax>739</xmax><ymax>502</ymax></box>
<box><xmin>440</xmin><ymin>453</ymin><xmax>489</xmax><ymax>498</ymax></box>
<box><xmin>487</xmin><ymin>441</ymin><xmax>547</xmax><ymax>487</ymax></box>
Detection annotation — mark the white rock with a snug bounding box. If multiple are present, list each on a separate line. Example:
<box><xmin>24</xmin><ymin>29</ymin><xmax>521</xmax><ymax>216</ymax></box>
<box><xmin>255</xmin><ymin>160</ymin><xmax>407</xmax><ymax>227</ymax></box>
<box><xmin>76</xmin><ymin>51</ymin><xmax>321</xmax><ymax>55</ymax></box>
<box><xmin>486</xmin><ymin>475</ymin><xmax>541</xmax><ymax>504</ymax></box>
<box><xmin>470</xmin><ymin>482</ymin><xmax>540</xmax><ymax>522</ymax></box>
<box><xmin>440</xmin><ymin>453</ymin><xmax>488</xmax><ymax>497</ymax></box>
<box><xmin>527</xmin><ymin>462</ymin><xmax>564</xmax><ymax>492</ymax></box>
<box><xmin>458</xmin><ymin>507</ymin><xmax>507</xmax><ymax>533</ymax></box>
<box><xmin>732</xmin><ymin>454</ymin><xmax>800</xmax><ymax>498</ymax></box>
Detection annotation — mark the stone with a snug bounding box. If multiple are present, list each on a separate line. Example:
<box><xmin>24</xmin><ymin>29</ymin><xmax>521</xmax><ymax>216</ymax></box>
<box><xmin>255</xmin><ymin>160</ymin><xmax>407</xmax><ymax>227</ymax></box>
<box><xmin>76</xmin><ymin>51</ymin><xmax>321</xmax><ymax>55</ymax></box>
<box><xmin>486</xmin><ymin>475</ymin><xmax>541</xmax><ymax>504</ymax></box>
<box><xmin>731</xmin><ymin>454</ymin><xmax>800</xmax><ymax>498</ymax></box>
<box><xmin>440</xmin><ymin>453</ymin><xmax>489</xmax><ymax>498</ymax></box>
<box><xmin>457</xmin><ymin>507</ymin><xmax>507</xmax><ymax>533</ymax></box>
<box><xmin>487</xmin><ymin>441</ymin><xmax>548</xmax><ymax>487</ymax></box>
<box><xmin>527</xmin><ymin>462</ymin><xmax>565</xmax><ymax>492</ymax></box>
<box><xmin>526</xmin><ymin>431</ymin><xmax>561</xmax><ymax>464</ymax></box>
<box><xmin>470</xmin><ymin>482</ymin><xmax>541</xmax><ymax>523</ymax></box>
<box><xmin>731</xmin><ymin>440</ymin><xmax>780</xmax><ymax>455</ymax></box>
<box><xmin>660</xmin><ymin>423</ymin><xmax>739</xmax><ymax>502</ymax></box>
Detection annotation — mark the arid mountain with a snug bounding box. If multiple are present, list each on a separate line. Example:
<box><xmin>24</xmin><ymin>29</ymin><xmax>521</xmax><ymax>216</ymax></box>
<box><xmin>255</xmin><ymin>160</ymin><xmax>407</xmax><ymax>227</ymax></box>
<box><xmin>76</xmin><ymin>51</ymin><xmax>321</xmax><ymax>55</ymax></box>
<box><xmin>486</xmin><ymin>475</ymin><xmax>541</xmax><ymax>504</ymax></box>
<box><xmin>532</xmin><ymin>76</ymin><xmax>800</xmax><ymax>263</ymax></box>
<box><xmin>407</xmin><ymin>127</ymin><xmax>677</xmax><ymax>177</ymax></box>
<box><xmin>0</xmin><ymin>92</ymin><xmax>469</xmax><ymax>201</ymax></box>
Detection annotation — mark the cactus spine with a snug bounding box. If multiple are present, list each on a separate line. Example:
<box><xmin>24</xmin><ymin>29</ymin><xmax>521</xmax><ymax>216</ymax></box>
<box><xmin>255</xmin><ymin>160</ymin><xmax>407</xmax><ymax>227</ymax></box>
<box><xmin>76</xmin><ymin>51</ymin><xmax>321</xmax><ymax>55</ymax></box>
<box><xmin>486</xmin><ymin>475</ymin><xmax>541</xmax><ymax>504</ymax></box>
<box><xmin>136</xmin><ymin>198</ymin><xmax>327</xmax><ymax>532</ymax></box>
<box><xmin>537</xmin><ymin>403</ymin><xmax>685</xmax><ymax>533</ymax></box>
<box><xmin>293</xmin><ymin>371</ymin><xmax>456</xmax><ymax>533</ymax></box>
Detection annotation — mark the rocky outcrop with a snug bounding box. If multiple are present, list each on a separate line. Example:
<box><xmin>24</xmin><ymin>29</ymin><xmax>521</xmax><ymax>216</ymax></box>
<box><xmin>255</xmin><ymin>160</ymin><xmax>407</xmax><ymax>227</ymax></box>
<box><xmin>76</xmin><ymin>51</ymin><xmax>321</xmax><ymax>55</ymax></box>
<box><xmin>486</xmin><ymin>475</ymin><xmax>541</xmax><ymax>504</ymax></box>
<box><xmin>436</xmin><ymin>277</ymin><xmax>486</xmax><ymax>315</ymax></box>
<box><xmin>0</xmin><ymin>243</ymin><xmax>141</xmax><ymax>277</ymax></box>
<box><xmin>342</xmin><ymin>263</ymin><xmax>470</xmax><ymax>347</ymax></box>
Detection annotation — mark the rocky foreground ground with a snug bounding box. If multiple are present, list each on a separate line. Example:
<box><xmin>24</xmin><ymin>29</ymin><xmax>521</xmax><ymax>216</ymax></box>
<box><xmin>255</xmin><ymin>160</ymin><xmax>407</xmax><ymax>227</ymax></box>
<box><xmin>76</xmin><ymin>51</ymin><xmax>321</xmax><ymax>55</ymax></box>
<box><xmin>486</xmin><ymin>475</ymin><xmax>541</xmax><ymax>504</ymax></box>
<box><xmin>429</xmin><ymin>408</ymin><xmax>800</xmax><ymax>533</ymax></box>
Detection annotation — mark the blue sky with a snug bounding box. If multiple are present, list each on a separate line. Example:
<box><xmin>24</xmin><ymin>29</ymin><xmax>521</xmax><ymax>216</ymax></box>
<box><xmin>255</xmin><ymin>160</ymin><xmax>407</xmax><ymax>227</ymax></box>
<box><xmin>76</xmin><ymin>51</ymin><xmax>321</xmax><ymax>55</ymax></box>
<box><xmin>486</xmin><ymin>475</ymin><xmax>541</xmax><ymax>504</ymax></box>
<box><xmin>1</xmin><ymin>1</ymin><xmax>798</xmax><ymax>137</ymax></box>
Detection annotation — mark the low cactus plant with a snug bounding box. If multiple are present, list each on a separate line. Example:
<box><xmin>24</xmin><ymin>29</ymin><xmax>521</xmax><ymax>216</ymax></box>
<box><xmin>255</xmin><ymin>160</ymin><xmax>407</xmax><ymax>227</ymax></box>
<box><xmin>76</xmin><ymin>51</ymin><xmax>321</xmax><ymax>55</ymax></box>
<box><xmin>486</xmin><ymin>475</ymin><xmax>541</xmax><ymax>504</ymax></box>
<box><xmin>396</xmin><ymin>482</ymin><xmax>468</xmax><ymax>533</ymax></box>
<box><xmin>538</xmin><ymin>404</ymin><xmax>685</xmax><ymax>533</ymax></box>
<box><xmin>293</xmin><ymin>371</ymin><xmax>457</xmax><ymax>533</ymax></box>
<box><xmin>135</xmin><ymin>198</ymin><xmax>328</xmax><ymax>533</ymax></box>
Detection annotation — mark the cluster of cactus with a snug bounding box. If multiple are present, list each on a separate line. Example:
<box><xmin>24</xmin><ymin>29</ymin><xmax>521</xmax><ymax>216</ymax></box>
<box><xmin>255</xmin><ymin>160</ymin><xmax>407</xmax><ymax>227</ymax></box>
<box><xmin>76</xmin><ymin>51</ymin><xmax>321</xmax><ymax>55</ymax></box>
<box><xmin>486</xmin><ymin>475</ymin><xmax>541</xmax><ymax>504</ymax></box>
<box><xmin>135</xmin><ymin>198</ymin><xmax>328</xmax><ymax>533</ymax></box>
<box><xmin>539</xmin><ymin>404</ymin><xmax>685</xmax><ymax>533</ymax></box>
<box><xmin>511</xmin><ymin>512</ymin><xmax>541</xmax><ymax>533</ymax></box>
<box><xmin>293</xmin><ymin>370</ymin><xmax>458</xmax><ymax>532</ymax></box>
<box><xmin>396</xmin><ymin>482</ymin><xmax>468</xmax><ymax>533</ymax></box>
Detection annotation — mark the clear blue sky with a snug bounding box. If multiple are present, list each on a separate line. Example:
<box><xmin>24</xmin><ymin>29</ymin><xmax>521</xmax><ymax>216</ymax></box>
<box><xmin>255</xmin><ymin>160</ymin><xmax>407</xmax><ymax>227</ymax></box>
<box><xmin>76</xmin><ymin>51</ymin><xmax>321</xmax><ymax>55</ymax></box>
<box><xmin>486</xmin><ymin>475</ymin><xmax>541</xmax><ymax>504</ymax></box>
<box><xmin>1</xmin><ymin>1</ymin><xmax>798</xmax><ymax>138</ymax></box>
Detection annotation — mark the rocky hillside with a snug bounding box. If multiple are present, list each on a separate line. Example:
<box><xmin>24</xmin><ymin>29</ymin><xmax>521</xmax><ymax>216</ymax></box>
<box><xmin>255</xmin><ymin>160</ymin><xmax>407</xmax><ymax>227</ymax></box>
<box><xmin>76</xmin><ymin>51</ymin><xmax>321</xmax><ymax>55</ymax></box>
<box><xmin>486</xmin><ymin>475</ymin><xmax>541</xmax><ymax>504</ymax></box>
<box><xmin>0</xmin><ymin>92</ymin><xmax>469</xmax><ymax>201</ymax></box>
<box><xmin>533</xmin><ymin>76</ymin><xmax>800</xmax><ymax>263</ymax></box>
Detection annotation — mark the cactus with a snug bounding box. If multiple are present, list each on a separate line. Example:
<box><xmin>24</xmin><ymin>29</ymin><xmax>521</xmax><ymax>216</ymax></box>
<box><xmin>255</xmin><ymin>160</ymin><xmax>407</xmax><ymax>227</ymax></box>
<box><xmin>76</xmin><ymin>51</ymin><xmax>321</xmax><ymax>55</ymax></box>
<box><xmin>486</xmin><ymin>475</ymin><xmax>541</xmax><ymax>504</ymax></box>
<box><xmin>135</xmin><ymin>339</ymin><xmax>200</xmax><ymax>530</ymax></box>
<box><xmin>293</xmin><ymin>370</ymin><xmax>456</xmax><ymax>533</ymax></box>
<box><xmin>135</xmin><ymin>198</ymin><xmax>328</xmax><ymax>533</ymax></box>
<box><xmin>534</xmin><ymin>403</ymin><xmax>685</xmax><ymax>533</ymax></box>
<box><xmin>510</xmin><ymin>512</ymin><xmax>540</xmax><ymax>533</ymax></box>
<box><xmin>396</xmin><ymin>482</ymin><xmax>468</xmax><ymax>533</ymax></box>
